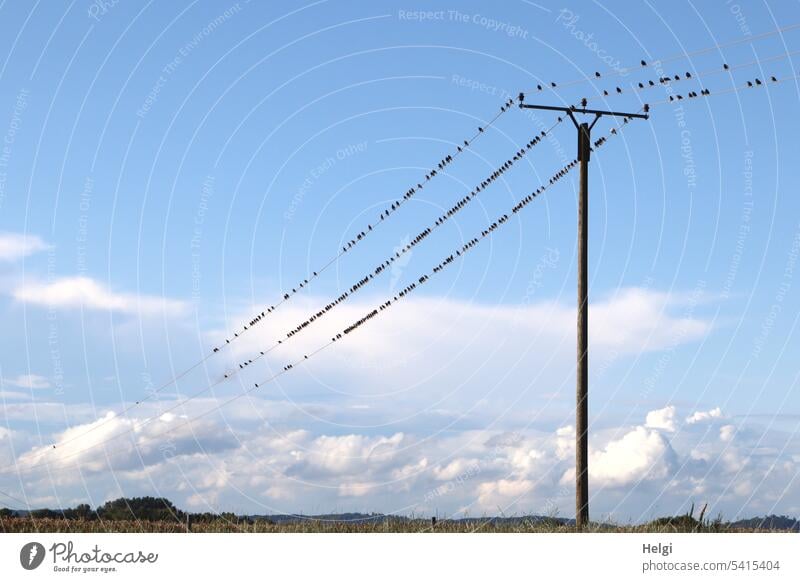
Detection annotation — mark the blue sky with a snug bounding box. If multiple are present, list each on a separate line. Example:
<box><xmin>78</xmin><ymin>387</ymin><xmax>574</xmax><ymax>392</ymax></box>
<box><xmin>0</xmin><ymin>0</ymin><xmax>799</xmax><ymax>521</ymax></box>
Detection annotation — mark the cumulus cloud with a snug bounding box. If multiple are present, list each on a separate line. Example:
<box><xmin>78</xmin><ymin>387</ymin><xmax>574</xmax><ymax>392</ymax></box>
<box><xmin>12</xmin><ymin>276</ymin><xmax>188</xmax><ymax>316</ymax></box>
<box><xmin>687</xmin><ymin>407</ymin><xmax>723</xmax><ymax>424</ymax></box>
<box><xmin>3</xmin><ymin>403</ymin><xmax>796</xmax><ymax>521</ymax></box>
<box><xmin>645</xmin><ymin>406</ymin><xmax>677</xmax><ymax>432</ymax></box>
<box><xmin>16</xmin><ymin>411</ymin><xmax>237</xmax><ymax>475</ymax></box>
<box><xmin>586</xmin><ymin>426</ymin><xmax>676</xmax><ymax>488</ymax></box>
<box><xmin>720</xmin><ymin>425</ymin><xmax>736</xmax><ymax>442</ymax></box>
<box><xmin>0</xmin><ymin>232</ymin><xmax>49</xmax><ymax>261</ymax></box>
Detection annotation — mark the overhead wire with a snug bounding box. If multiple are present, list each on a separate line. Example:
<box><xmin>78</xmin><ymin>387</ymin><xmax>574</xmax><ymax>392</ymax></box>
<box><xmin>3</xmin><ymin>112</ymin><xmax>637</xmax><ymax>479</ymax></box>
<box><xmin>97</xmin><ymin>100</ymin><xmax>517</xmax><ymax>415</ymax></box>
<box><xmin>528</xmin><ymin>22</ymin><xmax>800</xmax><ymax>92</ymax></box>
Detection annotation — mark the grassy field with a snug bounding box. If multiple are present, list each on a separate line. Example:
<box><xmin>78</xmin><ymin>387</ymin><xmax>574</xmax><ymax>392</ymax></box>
<box><xmin>0</xmin><ymin>516</ymin><xmax>779</xmax><ymax>533</ymax></box>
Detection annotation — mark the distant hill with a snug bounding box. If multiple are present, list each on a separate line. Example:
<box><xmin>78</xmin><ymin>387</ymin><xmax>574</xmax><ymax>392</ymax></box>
<box><xmin>246</xmin><ymin>513</ymin><xmax>574</xmax><ymax>526</ymax></box>
<box><xmin>728</xmin><ymin>515</ymin><xmax>800</xmax><ymax>532</ymax></box>
<box><xmin>2</xmin><ymin>499</ymin><xmax>797</xmax><ymax>531</ymax></box>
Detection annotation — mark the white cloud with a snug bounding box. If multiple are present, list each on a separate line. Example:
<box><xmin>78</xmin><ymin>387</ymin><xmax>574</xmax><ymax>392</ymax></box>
<box><xmin>213</xmin><ymin>287</ymin><xmax>711</xmax><ymax>395</ymax></box>
<box><xmin>687</xmin><ymin>407</ymin><xmax>723</xmax><ymax>424</ymax></box>
<box><xmin>3</xmin><ymin>402</ymin><xmax>796</xmax><ymax>522</ymax></box>
<box><xmin>5</xmin><ymin>374</ymin><xmax>51</xmax><ymax>389</ymax></box>
<box><xmin>0</xmin><ymin>232</ymin><xmax>49</xmax><ymax>261</ymax></box>
<box><xmin>12</xmin><ymin>276</ymin><xmax>188</xmax><ymax>316</ymax></box>
<box><xmin>587</xmin><ymin>426</ymin><xmax>676</xmax><ymax>488</ymax></box>
<box><xmin>16</xmin><ymin>410</ymin><xmax>237</xmax><ymax>474</ymax></box>
<box><xmin>645</xmin><ymin>405</ymin><xmax>677</xmax><ymax>432</ymax></box>
<box><xmin>720</xmin><ymin>425</ymin><xmax>736</xmax><ymax>442</ymax></box>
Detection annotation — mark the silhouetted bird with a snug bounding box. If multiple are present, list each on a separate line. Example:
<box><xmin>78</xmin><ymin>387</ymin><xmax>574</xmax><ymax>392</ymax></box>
<box><xmin>595</xmin><ymin>71</ymin><xmax>601</xmax><ymax>78</ymax></box>
<box><xmin>640</xmin><ymin>60</ymin><xmax>647</xmax><ymax>66</ymax></box>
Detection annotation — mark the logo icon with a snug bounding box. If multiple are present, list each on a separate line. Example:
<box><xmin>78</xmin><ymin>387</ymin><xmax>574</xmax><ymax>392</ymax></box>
<box><xmin>19</xmin><ymin>542</ymin><xmax>46</xmax><ymax>570</ymax></box>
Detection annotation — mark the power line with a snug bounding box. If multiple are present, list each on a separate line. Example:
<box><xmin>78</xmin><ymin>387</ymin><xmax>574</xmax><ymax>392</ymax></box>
<box><xmin>581</xmin><ymin>49</ymin><xmax>800</xmax><ymax>104</ymax></box>
<box><xmin>34</xmin><ymin>111</ymin><xmax>558</xmax><ymax>458</ymax></box>
<box><xmin>528</xmin><ymin>22</ymin><xmax>800</xmax><ymax>92</ymax></box>
<box><xmin>103</xmin><ymin>100</ymin><xmax>516</xmax><ymax>414</ymax></box>
<box><xmin>225</xmin><ymin>119</ymin><xmax>563</xmax><ymax>378</ymax></box>
<box><xmin>3</xmin><ymin>120</ymin><xmax>634</xmax><ymax>479</ymax></box>
<box><xmin>211</xmin><ymin>99</ymin><xmax>518</xmax><ymax>351</ymax></box>
<box><xmin>645</xmin><ymin>71</ymin><xmax>798</xmax><ymax>107</ymax></box>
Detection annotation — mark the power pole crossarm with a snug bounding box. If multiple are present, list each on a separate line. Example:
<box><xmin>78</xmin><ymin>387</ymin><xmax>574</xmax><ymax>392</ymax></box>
<box><xmin>518</xmin><ymin>94</ymin><xmax>648</xmax><ymax>529</ymax></box>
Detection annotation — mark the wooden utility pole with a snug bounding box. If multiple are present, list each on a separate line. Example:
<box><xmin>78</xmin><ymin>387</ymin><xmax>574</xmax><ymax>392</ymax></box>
<box><xmin>518</xmin><ymin>97</ymin><xmax>648</xmax><ymax>528</ymax></box>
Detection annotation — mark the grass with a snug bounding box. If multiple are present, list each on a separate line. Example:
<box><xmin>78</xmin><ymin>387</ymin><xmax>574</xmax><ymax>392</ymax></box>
<box><xmin>0</xmin><ymin>516</ymin><xmax>776</xmax><ymax>533</ymax></box>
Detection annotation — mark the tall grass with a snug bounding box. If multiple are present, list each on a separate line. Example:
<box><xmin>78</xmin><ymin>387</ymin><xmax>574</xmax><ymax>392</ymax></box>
<box><xmin>0</xmin><ymin>516</ymin><xmax>769</xmax><ymax>533</ymax></box>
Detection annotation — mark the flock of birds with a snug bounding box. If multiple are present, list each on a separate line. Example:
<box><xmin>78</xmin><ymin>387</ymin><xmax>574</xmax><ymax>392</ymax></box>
<box><xmin>210</xmin><ymin>99</ymin><xmax>517</xmax><ymax>352</ymax></box>
<box><xmin>33</xmin><ymin>40</ymin><xmax>797</xmax><ymax>463</ymax></box>
<box><xmin>273</xmin><ymin>119</ymin><xmax>628</xmax><ymax>380</ymax></box>
<box><xmin>222</xmin><ymin>110</ymin><xmax>560</xmax><ymax>379</ymax></box>
<box><xmin>257</xmin><ymin>110</ymin><xmax>632</xmax><ymax>385</ymax></box>
<box><xmin>221</xmin><ymin>60</ymin><xmax>793</xmax><ymax>384</ymax></box>
<box><xmin>533</xmin><ymin>58</ymin><xmax>788</xmax><ymax>110</ymax></box>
